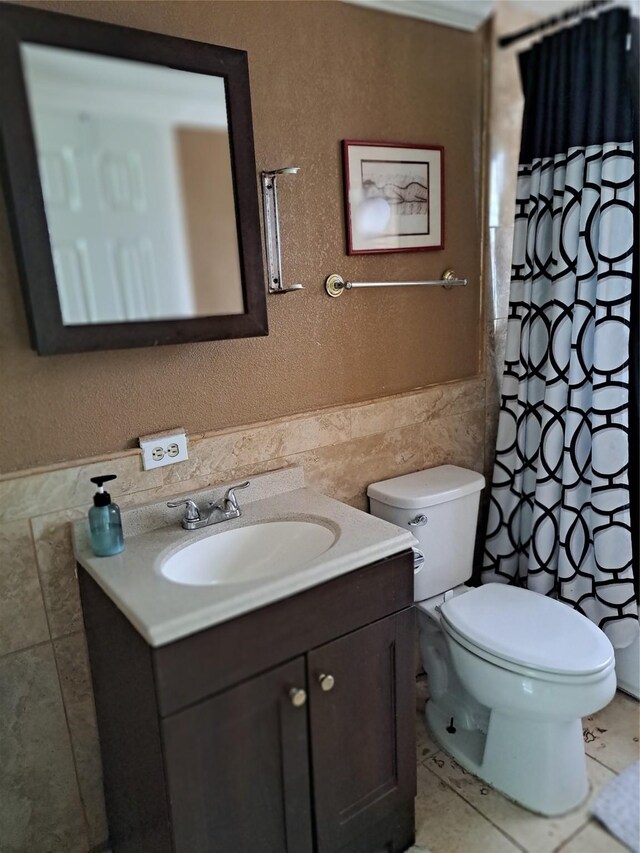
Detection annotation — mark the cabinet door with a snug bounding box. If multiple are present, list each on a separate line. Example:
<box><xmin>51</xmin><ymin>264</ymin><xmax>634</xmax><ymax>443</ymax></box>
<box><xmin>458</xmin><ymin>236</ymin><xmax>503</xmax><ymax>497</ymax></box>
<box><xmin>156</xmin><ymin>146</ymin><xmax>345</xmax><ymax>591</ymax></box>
<box><xmin>162</xmin><ymin>657</ymin><xmax>313</xmax><ymax>853</ymax></box>
<box><xmin>308</xmin><ymin>609</ymin><xmax>416</xmax><ymax>852</ymax></box>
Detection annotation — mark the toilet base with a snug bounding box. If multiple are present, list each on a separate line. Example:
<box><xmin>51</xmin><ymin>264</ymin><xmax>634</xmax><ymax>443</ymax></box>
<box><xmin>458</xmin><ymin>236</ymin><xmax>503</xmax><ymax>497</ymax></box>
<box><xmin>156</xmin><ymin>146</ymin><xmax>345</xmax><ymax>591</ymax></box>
<box><xmin>425</xmin><ymin>700</ymin><xmax>485</xmax><ymax>771</ymax></box>
<box><xmin>425</xmin><ymin>700</ymin><xmax>589</xmax><ymax>816</ymax></box>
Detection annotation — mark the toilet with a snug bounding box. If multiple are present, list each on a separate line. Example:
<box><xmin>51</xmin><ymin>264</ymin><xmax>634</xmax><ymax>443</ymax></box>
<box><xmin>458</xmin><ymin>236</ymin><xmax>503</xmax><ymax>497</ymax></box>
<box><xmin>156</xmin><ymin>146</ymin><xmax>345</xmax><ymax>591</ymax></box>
<box><xmin>368</xmin><ymin>465</ymin><xmax>617</xmax><ymax>817</ymax></box>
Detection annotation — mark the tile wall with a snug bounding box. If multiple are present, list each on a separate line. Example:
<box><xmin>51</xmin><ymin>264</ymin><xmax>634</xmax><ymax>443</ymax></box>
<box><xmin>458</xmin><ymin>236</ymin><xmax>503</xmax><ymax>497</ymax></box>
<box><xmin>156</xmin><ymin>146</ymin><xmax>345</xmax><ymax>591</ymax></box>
<box><xmin>0</xmin><ymin>375</ymin><xmax>485</xmax><ymax>852</ymax></box>
<box><xmin>478</xmin><ymin>2</ymin><xmax>540</xmax><ymax>561</ymax></box>
<box><xmin>484</xmin><ymin>2</ymin><xmax>537</xmax><ymax>471</ymax></box>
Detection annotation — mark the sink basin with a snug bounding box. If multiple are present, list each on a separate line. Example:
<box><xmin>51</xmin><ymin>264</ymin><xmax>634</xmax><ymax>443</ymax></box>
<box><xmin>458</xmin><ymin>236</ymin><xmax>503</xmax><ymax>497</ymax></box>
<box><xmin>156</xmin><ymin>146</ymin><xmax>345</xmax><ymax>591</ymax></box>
<box><xmin>159</xmin><ymin>520</ymin><xmax>336</xmax><ymax>586</ymax></box>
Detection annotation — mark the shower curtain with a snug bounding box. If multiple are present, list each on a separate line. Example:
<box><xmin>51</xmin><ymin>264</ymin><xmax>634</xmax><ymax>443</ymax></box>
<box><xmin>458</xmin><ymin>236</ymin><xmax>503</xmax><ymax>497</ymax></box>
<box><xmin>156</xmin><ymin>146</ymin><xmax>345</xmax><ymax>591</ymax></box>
<box><xmin>483</xmin><ymin>7</ymin><xmax>639</xmax><ymax>648</ymax></box>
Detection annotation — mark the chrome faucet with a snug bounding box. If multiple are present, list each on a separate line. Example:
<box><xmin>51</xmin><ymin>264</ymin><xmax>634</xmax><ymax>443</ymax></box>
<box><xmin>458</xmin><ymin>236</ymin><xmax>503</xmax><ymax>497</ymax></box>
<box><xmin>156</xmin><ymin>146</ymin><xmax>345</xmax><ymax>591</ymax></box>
<box><xmin>167</xmin><ymin>481</ymin><xmax>250</xmax><ymax>530</ymax></box>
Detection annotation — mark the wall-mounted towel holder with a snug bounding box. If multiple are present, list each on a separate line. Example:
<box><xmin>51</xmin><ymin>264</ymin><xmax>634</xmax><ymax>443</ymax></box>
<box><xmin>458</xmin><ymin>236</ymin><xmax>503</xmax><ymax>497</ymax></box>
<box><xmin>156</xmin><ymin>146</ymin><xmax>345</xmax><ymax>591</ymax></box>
<box><xmin>261</xmin><ymin>167</ymin><xmax>304</xmax><ymax>294</ymax></box>
<box><xmin>324</xmin><ymin>269</ymin><xmax>467</xmax><ymax>297</ymax></box>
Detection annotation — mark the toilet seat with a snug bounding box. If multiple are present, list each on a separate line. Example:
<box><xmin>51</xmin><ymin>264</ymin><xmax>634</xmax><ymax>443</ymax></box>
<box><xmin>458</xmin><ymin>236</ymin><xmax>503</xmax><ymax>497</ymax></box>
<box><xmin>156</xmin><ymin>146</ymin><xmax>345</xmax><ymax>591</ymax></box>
<box><xmin>439</xmin><ymin>584</ymin><xmax>614</xmax><ymax>678</ymax></box>
<box><xmin>442</xmin><ymin>620</ymin><xmax>616</xmax><ymax>685</ymax></box>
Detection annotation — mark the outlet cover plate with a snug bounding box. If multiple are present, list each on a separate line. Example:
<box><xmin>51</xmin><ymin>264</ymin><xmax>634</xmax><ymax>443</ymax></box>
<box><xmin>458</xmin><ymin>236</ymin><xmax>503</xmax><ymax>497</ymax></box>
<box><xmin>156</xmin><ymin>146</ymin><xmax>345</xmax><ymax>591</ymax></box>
<box><xmin>139</xmin><ymin>429</ymin><xmax>188</xmax><ymax>471</ymax></box>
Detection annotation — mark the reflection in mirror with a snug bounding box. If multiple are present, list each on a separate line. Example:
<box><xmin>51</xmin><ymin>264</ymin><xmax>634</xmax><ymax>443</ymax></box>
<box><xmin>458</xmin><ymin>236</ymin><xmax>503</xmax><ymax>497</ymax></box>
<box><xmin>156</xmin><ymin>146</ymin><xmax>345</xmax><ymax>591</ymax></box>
<box><xmin>21</xmin><ymin>44</ymin><xmax>244</xmax><ymax>325</ymax></box>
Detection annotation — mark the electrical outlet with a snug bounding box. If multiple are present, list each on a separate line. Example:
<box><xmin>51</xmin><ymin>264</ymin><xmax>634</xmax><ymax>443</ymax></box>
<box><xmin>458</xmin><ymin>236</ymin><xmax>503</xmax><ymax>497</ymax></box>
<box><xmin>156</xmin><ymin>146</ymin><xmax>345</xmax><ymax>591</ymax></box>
<box><xmin>139</xmin><ymin>429</ymin><xmax>188</xmax><ymax>471</ymax></box>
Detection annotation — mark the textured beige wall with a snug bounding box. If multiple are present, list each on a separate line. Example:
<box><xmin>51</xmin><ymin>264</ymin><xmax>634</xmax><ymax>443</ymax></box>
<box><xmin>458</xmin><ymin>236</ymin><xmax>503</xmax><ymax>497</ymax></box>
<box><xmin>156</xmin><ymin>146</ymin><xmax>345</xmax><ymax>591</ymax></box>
<box><xmin>0</xmin><ymin>0</ymin><xmax>485</xmax><ymax>473</ymax></box>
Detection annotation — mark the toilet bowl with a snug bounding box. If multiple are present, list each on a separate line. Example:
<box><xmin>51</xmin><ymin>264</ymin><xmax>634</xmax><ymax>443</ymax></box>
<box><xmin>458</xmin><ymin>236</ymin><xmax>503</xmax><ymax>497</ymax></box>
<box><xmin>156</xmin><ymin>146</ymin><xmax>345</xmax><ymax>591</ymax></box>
<box><xmin>368</xmin><ymin>465</ymin><xmax>617</xmax><ymax>816</ymax></box>
<box><xmin>433</xmin><ymin>584</ymin><xmax>616</xmax><ymax>815</ymax></box>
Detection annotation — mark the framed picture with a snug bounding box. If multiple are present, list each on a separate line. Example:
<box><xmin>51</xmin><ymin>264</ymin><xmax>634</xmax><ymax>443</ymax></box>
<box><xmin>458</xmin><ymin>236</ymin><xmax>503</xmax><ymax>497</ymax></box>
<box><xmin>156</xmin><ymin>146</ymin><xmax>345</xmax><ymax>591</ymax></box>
<box><xmin>343</xmin><ymin>140</ymin><xmax>444</xmax><ymax>255</ymax></box>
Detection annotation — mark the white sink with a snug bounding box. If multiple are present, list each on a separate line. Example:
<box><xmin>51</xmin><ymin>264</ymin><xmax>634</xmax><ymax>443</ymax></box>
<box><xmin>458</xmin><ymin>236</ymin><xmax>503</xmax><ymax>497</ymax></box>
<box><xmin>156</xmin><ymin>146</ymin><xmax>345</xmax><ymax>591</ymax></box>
<box><xmin>159</xmin><ymin>520</ymin><xmax>337</xmax><ymax>586</ymax></box>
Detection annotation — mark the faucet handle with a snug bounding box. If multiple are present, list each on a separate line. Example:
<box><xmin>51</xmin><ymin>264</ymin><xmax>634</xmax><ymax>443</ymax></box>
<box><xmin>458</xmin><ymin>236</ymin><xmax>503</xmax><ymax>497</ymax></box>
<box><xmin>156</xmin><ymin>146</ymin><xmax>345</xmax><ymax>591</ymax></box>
<box><xmin>167</xmin><ymin>498</ymin><xmax>201</xmax><ymax>522</ymax></box>
<box><xmin>223</xmin><ymin>481</ymin><xmax>250</xmax><ymax>511</ymax></box>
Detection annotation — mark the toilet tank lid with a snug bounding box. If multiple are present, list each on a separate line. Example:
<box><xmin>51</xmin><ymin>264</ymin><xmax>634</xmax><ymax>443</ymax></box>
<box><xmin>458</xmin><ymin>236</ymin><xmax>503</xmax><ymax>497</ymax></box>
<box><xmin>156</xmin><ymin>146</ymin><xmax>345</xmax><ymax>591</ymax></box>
<box><xmin>367</xmin><ymin>465</ymin><xmax>485</xmax><ymax>510</ymax></box>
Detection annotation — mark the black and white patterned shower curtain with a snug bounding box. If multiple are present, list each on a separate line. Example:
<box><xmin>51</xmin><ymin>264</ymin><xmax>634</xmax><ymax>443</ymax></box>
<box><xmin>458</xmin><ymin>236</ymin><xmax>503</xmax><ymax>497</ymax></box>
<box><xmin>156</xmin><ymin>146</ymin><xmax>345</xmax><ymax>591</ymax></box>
<box><xmin>483</xmin><ymin>8</ymin><xmax>638</xmax><ymax>648</ymax></box>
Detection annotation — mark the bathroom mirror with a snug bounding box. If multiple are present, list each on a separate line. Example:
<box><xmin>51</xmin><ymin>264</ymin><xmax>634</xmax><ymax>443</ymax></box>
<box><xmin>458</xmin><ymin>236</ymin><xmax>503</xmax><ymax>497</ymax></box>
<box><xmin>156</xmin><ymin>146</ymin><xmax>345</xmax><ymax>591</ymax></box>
<box><xmin>0</xmin><ymin>4</ymin><xmax>267</xmax><ymax>354</ymax></box>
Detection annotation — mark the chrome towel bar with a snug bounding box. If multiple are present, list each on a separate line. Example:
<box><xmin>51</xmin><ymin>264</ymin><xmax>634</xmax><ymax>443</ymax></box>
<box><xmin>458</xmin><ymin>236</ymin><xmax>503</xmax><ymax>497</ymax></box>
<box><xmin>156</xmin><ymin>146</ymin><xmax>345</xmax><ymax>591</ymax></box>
<box><xmin>324</xmin><ymin>269</ymin><xmax>467</xmax><ymax>297</ymax></box>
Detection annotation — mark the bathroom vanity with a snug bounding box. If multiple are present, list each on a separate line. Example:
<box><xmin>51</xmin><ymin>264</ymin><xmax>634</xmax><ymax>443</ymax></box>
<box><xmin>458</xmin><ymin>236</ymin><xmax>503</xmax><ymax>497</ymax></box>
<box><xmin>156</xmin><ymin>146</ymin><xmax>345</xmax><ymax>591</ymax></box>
<box><xmin>74</xmin><ymin>472</ymin><xmax>417</xmax><ymax>852</ymax></box>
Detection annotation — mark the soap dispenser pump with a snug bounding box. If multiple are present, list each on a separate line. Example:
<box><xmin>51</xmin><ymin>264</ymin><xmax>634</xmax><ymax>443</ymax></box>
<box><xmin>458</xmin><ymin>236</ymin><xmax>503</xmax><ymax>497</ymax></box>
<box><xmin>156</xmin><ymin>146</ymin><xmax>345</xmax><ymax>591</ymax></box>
<box><xmin>88</xmin><ymin>474</ymin><xmax>124</xmax><ymax>557</ymax></box>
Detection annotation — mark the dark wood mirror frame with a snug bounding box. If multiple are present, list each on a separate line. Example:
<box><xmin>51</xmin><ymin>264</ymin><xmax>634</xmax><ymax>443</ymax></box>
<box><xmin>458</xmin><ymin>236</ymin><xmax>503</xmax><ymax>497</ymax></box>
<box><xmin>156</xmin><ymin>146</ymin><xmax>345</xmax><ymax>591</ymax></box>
<box><xmin>0</xmin><ymin>3</ymin><xmax>268</xmax><ymax>355</ymax></box>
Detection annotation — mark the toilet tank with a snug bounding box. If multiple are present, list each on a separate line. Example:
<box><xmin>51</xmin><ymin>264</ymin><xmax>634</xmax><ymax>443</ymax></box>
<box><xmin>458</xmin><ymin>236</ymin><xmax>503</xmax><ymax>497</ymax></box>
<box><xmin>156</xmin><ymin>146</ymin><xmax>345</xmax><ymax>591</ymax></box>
<box><xmin>368</xmin><ymin>465</ymin><xmax>485</xmax><ymax>602</ymax></box>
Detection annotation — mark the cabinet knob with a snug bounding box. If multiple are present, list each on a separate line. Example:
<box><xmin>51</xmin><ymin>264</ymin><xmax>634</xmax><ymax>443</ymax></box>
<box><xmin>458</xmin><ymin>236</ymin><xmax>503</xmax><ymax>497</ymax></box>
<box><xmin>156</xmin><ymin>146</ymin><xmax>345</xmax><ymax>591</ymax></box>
<box><xmin>289</xmin><ymin>687</ymin><xmax>307</xmax><ymax>707</ymax></box>
<box><xmin>318</xmin><ymin>673</ymin><xmax>335</xmax><ymax>692</ymax></box>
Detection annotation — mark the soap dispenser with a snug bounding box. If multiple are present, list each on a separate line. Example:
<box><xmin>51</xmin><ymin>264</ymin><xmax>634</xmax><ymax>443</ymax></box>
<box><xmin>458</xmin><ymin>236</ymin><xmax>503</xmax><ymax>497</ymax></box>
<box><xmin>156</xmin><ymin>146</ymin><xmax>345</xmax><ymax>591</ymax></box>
<box><xmin>88</xmin><ymin>475</ymin><xmax>124</xmax><ymax>557</ymax></box>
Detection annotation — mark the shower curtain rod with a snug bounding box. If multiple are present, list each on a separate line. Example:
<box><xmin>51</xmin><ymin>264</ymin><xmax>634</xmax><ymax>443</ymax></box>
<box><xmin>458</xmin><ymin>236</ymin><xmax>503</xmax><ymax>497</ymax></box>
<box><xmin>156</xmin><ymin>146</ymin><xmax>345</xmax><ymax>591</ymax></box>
<box><xmin>498</xmin><ymin>0</ymin><xmax>612</xmax><ymax>48</ymax></box>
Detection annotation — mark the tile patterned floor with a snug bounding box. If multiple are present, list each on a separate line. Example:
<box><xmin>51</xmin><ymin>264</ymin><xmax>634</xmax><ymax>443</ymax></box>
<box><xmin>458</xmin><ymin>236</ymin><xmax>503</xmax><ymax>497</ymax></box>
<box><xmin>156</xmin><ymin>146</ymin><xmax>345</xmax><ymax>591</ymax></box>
<box><xmin>414</xmin><ymin>677</ymin><xmax>640</xmax><ymax>853</ymax></box>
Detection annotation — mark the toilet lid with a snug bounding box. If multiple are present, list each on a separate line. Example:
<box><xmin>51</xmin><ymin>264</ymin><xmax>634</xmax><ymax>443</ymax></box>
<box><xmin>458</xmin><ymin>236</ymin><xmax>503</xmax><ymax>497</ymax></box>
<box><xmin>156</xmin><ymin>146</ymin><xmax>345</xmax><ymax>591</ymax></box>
<box><xmin>440</xmin><ymin>584</ymin><xmax>614</xmax><ymax>676</ymax></box>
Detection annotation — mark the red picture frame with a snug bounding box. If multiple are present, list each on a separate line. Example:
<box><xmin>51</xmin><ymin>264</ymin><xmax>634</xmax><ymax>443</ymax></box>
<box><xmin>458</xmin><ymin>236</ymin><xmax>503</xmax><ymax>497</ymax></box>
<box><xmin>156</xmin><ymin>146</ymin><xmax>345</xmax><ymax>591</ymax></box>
<box><xmin>343</xmin><ymin>140</ymin><xmax>444</xmax><ymax>255</ymax></box>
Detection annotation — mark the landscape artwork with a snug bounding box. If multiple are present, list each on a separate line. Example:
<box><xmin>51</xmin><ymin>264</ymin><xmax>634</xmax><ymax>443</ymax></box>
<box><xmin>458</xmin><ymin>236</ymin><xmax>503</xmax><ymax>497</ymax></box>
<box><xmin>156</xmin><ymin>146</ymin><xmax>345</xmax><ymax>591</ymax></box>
<box><xmin>344</xmin><ymin>141</ymin><xmax>444</xmax><ymax>254</ymax></box>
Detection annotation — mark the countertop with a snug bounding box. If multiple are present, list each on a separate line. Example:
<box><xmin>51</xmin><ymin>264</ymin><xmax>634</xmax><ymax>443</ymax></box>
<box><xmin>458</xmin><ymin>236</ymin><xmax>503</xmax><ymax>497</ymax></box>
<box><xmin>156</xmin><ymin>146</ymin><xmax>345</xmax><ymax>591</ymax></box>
<box><xmin>73</xmin><ymin>469</ymin><xmax>415</xmax><ymax>647</ymax></box>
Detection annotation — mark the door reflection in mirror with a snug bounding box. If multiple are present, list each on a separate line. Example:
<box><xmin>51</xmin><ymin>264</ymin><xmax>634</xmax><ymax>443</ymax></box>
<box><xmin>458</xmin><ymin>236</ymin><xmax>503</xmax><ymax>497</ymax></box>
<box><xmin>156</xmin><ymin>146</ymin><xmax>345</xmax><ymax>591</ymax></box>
<box><xmin>22</xmin><ymin>43</ymin><xmax>244</xmax><ymax>325</ymax></box>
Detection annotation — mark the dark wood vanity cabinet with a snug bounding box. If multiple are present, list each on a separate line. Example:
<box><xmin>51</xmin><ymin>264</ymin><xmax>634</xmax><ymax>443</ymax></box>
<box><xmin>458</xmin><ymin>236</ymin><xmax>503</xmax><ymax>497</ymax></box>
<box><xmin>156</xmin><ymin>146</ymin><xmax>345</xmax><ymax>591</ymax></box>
<box><xmin>163</xmin><ymin>657</ymin><xmax>314</xmax><ymax>853</ymax></box>
<box><xmin>79</xmin><ymin>549</ymin><xmax>416</xmax><ymax>853</ymax></box>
